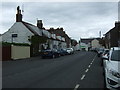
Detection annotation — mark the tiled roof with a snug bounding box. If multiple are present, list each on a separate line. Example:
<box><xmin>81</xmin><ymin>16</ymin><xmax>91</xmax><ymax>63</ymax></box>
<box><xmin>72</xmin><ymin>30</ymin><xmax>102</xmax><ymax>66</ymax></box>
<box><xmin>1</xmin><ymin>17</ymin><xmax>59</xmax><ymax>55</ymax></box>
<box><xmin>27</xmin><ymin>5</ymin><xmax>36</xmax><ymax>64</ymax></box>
<box><xmin>22</xmin><ymin>21</ymin><xmax>42</xmax><ymax>36</ymax></box>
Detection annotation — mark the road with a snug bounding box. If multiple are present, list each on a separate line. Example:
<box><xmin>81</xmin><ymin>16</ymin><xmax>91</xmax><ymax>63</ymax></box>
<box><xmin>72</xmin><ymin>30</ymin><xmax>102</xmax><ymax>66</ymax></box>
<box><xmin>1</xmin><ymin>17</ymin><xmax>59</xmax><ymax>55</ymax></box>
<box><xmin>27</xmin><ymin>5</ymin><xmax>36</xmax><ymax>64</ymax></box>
<box><xmin>2</xmin><ymin>51</ymin><xmax>105</xmax><ymax>89</ymax></box>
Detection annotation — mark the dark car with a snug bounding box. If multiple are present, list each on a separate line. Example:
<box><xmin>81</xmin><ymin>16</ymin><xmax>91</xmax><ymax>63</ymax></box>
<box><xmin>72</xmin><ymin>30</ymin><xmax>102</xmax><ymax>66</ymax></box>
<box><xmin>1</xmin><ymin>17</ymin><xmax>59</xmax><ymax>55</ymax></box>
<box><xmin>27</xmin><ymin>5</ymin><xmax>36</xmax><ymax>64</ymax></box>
<box><xmin>101</xmin><ymin>49</ymin><xmax>109</xmax><ymax>66</ymax></box>
<box><xmin>41</xmin><ymin>49</ymin><xmax>60</xmax><ymax>59</ymax></box>
<box><xmin>57</xmin><ymin>49</ymin><xmax>68</xmax><ymax>56</ymax></box>
<box><xmin>97</xmin><ymin>48</ymin><xmax>104</xmax><ymax>57</ymax></box>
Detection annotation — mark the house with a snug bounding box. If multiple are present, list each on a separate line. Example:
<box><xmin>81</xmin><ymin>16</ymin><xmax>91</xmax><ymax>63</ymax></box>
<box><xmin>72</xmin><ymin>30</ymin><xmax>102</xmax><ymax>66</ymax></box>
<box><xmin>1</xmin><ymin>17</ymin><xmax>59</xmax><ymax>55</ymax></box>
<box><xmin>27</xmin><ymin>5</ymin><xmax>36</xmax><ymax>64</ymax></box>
<box><xmin>1</xmin><ymin>6</ymin><xmax>68</xmax><ymax>57</ymax></box>
<box><xmin>80</xmin><ymin>38</ymin><xmax>102</xmax><ymax>51</ymax></box>
<box><xmin>104</xmin><ymin>21</ymin><xmax>120</xmax><ymax>48</ymax></box>
<box><xmin>2</xmin><ymin>6</ymin><xmax>49</xmax><ymax>56</ymax></box>
<box><xmin>47</xmin><ymin>27</ymin><xmax>71</xmax><ymax>48</ymax></box>
<box><xmin>71</xmin><ymin>39</ymin><xmax>80</xmax><ymax>51</ymax></box>
<box><xmin>91</xmin><ymin>39</ymin><xmax>102</xmax><ymax>48</ymax></box>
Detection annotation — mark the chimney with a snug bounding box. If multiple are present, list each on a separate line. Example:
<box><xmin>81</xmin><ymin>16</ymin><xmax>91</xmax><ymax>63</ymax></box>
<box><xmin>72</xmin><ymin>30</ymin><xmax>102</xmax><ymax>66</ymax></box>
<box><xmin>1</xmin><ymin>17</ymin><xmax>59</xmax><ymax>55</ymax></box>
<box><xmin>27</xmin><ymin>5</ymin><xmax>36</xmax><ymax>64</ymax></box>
<box><xmin>60</xmin><ymin>27</ymin><xmax>63</xmax><ymax>31</ymax></box>
<box><xmin>37</xmin><ymin>20</ymin><xmax>43</xmax><ymax>29</ymax></box>
<box><xmin>16</xmin><ymin>6</ymin><xmax>22</xmax><ymax>22</ymax></box>
<box><xmin>115</xmin><ymin>21</ymin><xmax>120</xmax><ymax>27</ymax></box>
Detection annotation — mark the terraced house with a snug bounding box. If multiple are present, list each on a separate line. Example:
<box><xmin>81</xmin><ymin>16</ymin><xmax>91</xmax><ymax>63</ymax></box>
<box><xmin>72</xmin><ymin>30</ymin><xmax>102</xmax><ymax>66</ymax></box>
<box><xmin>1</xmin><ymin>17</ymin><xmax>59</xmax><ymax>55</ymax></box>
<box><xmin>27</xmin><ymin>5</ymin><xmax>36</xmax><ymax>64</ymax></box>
<box><xmin>1</xmin><ymin>6</ymin><xmax>70</xmax><ymax>60</ymax></box>
<box><xmin>104</xmin><ymin>21</ymin><xmax>120</xmax><ymax>48</ymax></box>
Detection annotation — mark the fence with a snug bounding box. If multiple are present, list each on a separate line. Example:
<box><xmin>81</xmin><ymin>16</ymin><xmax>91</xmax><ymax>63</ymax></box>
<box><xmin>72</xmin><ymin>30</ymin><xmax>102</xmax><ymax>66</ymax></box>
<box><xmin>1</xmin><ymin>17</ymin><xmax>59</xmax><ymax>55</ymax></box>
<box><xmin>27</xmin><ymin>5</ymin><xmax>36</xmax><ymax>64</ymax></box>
<box><xmin>1</xmin><ymin>45</ymin><xmax>30</xmax><ymax>61</ymax></box>
<box><xmin>2</xmin><ymin>45</ymin><xmax>11</xmax><ymax>61</ymax></box>
<box><xmin>11</xmin><ymin>45</ymin><xmax>30</xmax><ymax>60</ymax></box>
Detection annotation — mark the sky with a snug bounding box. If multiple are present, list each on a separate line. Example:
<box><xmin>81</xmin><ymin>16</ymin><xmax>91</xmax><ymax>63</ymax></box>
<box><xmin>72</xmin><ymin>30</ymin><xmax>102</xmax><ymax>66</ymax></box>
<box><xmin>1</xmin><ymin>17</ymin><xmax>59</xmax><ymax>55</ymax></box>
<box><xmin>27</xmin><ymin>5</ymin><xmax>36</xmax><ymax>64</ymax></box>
<box><xmin>0</xmin><ymin>0</ymin><xmax>119</xmax><ymax>41</ymax></box>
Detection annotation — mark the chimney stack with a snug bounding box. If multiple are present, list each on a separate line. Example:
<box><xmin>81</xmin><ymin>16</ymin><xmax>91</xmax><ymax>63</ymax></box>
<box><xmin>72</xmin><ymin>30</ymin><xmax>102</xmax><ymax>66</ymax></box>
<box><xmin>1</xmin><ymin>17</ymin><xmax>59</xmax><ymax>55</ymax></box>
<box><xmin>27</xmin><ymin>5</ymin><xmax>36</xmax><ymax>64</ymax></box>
<box><xmin>37</xmin><ymin>20</ymin><xmax>43</xmax><ymax>29</ymax></box>
<box><xmin>16</xmin><ymin>6</ymin><xmax>22</xmax><ymax>22</ymax></box>
<box><xmin>115</xmin><ymin>21</ymin><xmax>120</xmax><ymax>27</ymax></box>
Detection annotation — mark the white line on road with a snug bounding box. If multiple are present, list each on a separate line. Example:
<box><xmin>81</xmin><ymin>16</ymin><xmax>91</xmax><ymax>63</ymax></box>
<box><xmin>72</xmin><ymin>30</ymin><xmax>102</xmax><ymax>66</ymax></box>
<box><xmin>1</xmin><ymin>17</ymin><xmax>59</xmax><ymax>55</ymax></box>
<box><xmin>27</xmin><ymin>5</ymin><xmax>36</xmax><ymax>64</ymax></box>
<box><xmin>92</xmin><ymin>58</ymin><xmax>95</xmax><ymax>62</ymax></box>
<box><xmin>74</xmin><ymin>84</ymin><xmax>80</xmax><ymax>90</ymax></box>
<box><xmin>81</xmin><ymin>74</ymin><xmax>85</xmax><ymax>80</ymax></box>
<box><xmin>92</xmin><ymin>60</ymin><xmax>94</xmax><ymax>63</ymax></box>
<box><xmin>88</xmin><ymin>65</ymin><xmax>91</xmax><ymax>68</ymax></box>
<box><xmin>85</xmin><ymin>69</ymin><xmax>89</xmax><ymax>73</ymax></box>
<box><xmin>93</xmin><ymin>54</ymin><xmax>97</xmax><ymax>61</ymax></box>
<box><xmin>89</xmin><ymin>54</ymin><xmax>97</xmax><ymax>68</ymax></box>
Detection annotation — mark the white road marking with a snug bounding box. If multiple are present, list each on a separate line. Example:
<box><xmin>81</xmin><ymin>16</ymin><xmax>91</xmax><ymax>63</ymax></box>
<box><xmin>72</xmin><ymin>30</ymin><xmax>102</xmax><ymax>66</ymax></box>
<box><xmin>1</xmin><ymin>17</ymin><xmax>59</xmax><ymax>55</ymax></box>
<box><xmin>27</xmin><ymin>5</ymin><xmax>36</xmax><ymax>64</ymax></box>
<box><xmin>88</xmin><ymin>54</ymin><xmax>96</xmax><ymax>68</ymax></box>
<box><xmin>81</xmin><ymin>74</ymin><xmax>85</xmax><ymax>80</ymax></box>
<box><xmin>74</xmin><ymin>84</ymin><xmax>80</xmax><ymax>90</ymax></box>
<box><xmin>88</xmin><ymin>65</ymin><xmax>91</xmax><ymax>68</ymax></box>
<box><xmin>93</xmin><ymin>54</ymin><xmax>97</xmax><ymax>60</ymax></box>
<box><xmin>85</xmin><ymin>69</ymin><xmax>89</xmax><ymax>73</ymax></box>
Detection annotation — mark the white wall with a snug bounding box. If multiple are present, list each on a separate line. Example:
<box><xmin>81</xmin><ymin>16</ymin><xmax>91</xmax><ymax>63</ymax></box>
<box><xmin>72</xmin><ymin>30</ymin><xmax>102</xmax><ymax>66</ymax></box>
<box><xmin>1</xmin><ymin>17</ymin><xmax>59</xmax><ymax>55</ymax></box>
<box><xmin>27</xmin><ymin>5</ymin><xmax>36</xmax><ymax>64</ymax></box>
<box><xmin>51</xmin><ymin>40</ymin><xmax>59</xmax><ymax>49</ymax></box>
<box><xmin>2</xmin><ymin>22</ymin><xmax>34</xmax><ymax>44</ymax></box>
<box><xmin>91</xmin><ymin>39</ymin><xmax>101</xmax><ymax>48</ymax></box>
<box><xmin>61</xmin><ymin>42</ymin><xmax>67</xmax><ymax>49</ymax></box>
<box><xmin>73</xmin><ymin>44</ymin><xmax>80</xmax><ymax>51</ymax></box>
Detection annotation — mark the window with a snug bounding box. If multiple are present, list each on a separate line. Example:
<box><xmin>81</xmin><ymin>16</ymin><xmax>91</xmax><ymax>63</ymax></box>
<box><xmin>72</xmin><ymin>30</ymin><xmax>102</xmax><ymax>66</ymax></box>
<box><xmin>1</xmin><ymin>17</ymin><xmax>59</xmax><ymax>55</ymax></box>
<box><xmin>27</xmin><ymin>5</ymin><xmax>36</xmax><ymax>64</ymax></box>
<box><xmin>111</xmin><ymin>50</ymin><xmax>120</xmax><ymax>61</ymax></box>
<box><xmin>12</xmin><ymin>34</ymin><xmax>18</xmax><ymax>37</ymax></box>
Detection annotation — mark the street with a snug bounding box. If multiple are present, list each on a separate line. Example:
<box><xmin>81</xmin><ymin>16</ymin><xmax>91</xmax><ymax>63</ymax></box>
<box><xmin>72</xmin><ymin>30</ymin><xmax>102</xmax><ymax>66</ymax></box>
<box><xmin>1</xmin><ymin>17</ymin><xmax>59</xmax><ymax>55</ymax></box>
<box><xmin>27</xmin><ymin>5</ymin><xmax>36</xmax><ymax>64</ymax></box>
<box><xmin>2</xmin><ymin>51</ymin><xmax>105</xmax><ymax>89</ymax></box>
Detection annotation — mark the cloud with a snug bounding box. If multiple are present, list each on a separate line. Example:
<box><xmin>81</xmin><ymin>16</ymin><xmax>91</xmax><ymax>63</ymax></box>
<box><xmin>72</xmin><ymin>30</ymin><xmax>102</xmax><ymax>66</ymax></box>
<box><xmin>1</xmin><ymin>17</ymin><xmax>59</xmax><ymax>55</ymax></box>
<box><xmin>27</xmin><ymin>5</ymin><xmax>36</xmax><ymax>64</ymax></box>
<box><xmin>1</xmin><ymin>2</ymin><xmax>118</xmax><ymax>41</ymax></box>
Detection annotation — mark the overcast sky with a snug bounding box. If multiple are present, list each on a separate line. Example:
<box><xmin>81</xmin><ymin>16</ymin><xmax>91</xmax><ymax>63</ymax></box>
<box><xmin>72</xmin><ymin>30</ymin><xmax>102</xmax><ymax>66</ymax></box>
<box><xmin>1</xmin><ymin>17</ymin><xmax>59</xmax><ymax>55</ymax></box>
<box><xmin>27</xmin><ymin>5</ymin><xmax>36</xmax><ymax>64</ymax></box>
<box><xmin>1</xmin><ymin>1</ymin><xmax>118</xmax><ymax>41</ymax></box>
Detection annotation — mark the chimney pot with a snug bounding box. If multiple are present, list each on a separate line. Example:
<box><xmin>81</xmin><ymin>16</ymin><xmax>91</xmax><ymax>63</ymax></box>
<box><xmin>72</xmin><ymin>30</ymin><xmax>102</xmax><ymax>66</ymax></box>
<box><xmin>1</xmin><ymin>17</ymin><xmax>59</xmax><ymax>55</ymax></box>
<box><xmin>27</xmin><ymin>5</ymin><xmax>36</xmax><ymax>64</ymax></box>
<box><xmin>37</xmin><ymin>20</ymin><xmax>43</xmax><ymax>29</ymax></box>
<box><xmin>115</xmin><ymin>21</ymin><xmax>120</xmax><ymax>27</ymax></box>
<box><xmin>16</xmin><ymin>6</ymin><xmax>22</xmax><ymax>22</ymax></box>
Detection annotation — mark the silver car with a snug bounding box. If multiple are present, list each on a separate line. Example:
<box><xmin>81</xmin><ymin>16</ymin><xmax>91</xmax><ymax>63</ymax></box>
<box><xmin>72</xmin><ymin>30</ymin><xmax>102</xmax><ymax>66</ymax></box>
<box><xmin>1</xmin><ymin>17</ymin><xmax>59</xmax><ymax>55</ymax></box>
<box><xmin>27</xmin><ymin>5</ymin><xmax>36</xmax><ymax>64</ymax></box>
<box><xmin>66</xmin><ymin>48</ymin><xmax>74</xmax><ymax>54</ymax></box>
<box><xmin>103</xmin><ymin>47</ymin><xmax>120</xmax><ymax>89</ymax></box>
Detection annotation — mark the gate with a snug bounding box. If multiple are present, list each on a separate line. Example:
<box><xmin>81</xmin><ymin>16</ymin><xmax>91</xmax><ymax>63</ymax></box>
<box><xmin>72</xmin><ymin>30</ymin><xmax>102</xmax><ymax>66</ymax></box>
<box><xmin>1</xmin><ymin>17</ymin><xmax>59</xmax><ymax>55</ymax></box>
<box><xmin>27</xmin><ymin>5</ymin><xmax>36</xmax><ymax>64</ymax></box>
<box><xmin>2</xmin><ymin>45</ymin><xmax>11</xmax><ymax>61</ymax></box>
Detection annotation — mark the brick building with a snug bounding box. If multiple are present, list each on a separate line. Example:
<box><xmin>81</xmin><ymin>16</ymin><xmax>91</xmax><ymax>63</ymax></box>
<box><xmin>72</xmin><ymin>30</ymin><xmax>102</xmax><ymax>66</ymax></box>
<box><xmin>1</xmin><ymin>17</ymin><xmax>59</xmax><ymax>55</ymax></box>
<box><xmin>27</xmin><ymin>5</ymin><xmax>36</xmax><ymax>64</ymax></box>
<box><xmin>104</xmin><ymin>21</ymin><xmax>120</xmax><ymax>48</ymax></box>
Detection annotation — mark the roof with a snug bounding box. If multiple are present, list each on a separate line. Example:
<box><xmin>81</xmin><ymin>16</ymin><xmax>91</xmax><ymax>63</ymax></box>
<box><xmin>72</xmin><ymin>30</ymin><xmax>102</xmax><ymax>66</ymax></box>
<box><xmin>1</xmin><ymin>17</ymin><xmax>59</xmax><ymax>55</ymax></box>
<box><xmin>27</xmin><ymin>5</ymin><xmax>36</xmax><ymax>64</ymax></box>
<box><xmin>105</xmin><ymin>21</ymin><xmax>120</xmax><ymax>35</ymax></box>
<box><xmin>22</xmin><ymin>21</ymin><xmax>42</xmax><ymax>36</ymax></box>
<box><xmin>81</xmin><ymin>38</ymin><xmax>101</xmax><ymax>44</ymax></box>
<box><xmin>47</xmin><ymin>28</ymin><xmax>71</xmax><ymax>39</ymax></box>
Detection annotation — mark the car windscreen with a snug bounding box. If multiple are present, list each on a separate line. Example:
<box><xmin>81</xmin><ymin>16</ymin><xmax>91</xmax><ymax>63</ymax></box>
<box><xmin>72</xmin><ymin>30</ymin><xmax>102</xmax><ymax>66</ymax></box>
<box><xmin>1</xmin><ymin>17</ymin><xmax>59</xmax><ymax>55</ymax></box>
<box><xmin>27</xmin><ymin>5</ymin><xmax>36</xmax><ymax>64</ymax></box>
<box><xmin>104</xmin><ymin>50</ymin><xmax>109</xmax><ymax>54</ymax></box>
<box><xmin>111</xmin><ymin>50</ymin><xmax>120</xmax><ymax>61</ymax></box>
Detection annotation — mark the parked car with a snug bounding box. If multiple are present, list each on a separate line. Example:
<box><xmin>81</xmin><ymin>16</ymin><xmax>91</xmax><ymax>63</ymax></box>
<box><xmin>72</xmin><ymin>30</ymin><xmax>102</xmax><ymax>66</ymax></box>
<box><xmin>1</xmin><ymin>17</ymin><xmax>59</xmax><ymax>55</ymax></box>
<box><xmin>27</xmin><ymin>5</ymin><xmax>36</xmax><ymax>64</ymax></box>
<box><xmin>90</xmin><ymin>48</ymin><xmax>97</xmax><ymax>52</ymax></box>
<box><xmin>41</xmin><ymin>49</ymin><xmax>60</xmax><ymax>59</ymax></box>
<box><xmin>97</xmin><ymin>48</ymin><xmax>104</xmax><ymax>57</ymax></box>
<box><xmin>66</xmin><ymin>48</ymin><xmax>74</xmax><ymax>54</ymax></box>
<box><xmin>103</xmin><ymin>47</ymin><xmax>120</xmax><ymax>89</ymax></box>
<box><xmin>101</xmin><ymin>49</ymin><xmax>109</xmax><ymax>66</ymax></box>
<box><xmin>57</xmin><ymin>49</ymin><xmax>68</xmax><ymax>56</ymax></box>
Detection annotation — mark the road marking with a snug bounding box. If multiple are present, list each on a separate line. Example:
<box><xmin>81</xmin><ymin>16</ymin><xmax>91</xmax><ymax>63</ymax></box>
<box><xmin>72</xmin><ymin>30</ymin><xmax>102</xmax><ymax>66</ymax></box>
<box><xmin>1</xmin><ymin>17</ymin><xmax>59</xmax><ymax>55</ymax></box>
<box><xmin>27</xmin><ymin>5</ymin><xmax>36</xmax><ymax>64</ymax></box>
<box><xmin>85</xmin><ymin>69</ymin><xmax>89</xmax><ymax>73</ymax></box>
<box><xmin>93</xmin><ymin>54</ymin><xmax>97</xmax><ymax>60</ymax></box>
<box><xmin>74</xmin><ymin>84</ymin><xmax>80</xmax><ymax>90</ymax></box>
<box><xmin>81</xmin><ymin>74</ymin><xmax>85</xmax><ymax>80</ymax></box>
<box><xmin>88</xmin><ymin>65</ymin><xmax>91</xmax><ymax>68</ymax></box>
<box><xmin>89</xmin><ymin>54</ymin><xmax>96</xmax><ymax>68</ymax></box>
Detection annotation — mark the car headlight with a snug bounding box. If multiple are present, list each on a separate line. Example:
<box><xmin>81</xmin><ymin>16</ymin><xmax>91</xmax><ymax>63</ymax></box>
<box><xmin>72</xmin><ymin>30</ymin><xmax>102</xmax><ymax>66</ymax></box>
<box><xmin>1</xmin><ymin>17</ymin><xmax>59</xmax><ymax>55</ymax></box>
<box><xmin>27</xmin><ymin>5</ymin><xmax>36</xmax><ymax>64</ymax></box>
<box><xmin>109</xmin><ymin>69</ymin><xmax>120</xmax><ymax>78</ymax></box>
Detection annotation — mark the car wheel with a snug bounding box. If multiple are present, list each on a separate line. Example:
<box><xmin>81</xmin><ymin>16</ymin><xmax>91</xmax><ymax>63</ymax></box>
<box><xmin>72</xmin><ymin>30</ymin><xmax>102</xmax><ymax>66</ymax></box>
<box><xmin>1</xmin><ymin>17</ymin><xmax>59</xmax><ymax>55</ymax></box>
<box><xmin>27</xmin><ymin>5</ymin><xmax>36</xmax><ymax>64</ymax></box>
<box><xmin>52</xmin><ymin>55</ymin><xmax>55</xmax><ymax>58</ymax></box>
